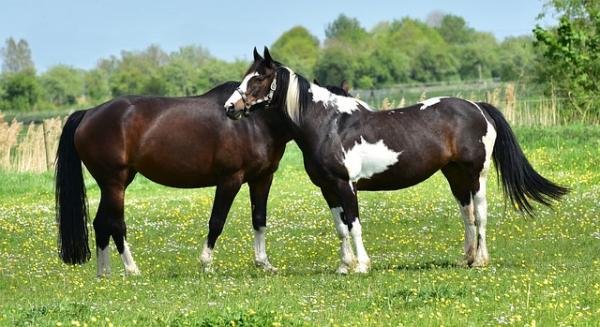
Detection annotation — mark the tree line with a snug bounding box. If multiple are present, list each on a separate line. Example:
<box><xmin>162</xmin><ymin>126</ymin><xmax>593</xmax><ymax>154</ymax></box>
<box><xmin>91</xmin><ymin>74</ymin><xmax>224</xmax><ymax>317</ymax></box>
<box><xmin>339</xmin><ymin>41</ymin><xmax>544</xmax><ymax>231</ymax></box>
<box><xmin>1</xmin><ymin>1</ymin><xmax>598</xmax><ymax>121</ymax></box>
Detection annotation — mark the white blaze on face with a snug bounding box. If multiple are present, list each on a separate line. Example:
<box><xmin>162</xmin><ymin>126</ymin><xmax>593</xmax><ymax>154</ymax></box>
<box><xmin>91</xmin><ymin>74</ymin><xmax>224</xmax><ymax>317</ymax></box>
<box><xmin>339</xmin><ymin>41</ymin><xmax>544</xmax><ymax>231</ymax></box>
<box><xmin>342</xmin><ymin>137</ymin><xmax>401</xmax><ymax>182</ymax></box>
<box><xmin>419</xmin><ymin>96</ymin><xmax>448</xmax><ymax>110</ymax></box>
<box><xmin>224</xmin><ymin>72</ymin><xmax>259</xmax><ymax>108</ymax></box>
<box><xmin>309</xmin><ymin>83</ymin><xmax>372</xmax><ymax>114</ymax></box>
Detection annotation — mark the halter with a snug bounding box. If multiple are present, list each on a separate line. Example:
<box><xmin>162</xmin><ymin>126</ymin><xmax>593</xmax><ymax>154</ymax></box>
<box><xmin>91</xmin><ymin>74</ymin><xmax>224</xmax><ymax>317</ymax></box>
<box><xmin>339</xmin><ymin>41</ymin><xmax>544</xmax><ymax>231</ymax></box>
<box><xmin>237</xmin><ymin>78</ymin><xmax>277</xmax><ymax>116</ymax></box>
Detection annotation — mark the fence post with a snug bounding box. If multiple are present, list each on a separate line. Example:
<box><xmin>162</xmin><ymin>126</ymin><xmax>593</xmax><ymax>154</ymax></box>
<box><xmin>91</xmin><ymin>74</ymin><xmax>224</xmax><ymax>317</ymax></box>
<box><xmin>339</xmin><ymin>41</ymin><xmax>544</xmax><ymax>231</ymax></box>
<box><xmin>41</xmin><ymin>120</ymin><xmax>51</xmax><ymax>172</ymax></box>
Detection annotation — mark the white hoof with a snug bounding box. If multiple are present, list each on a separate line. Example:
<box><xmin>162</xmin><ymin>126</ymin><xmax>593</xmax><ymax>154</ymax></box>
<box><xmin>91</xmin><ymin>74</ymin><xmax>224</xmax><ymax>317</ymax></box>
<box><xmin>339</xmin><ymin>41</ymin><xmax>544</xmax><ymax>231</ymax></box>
<box><xmin>255</xmin><ymin>260</ymin><xmax>278</xmax><ymax>273</ymax></box>
<box><xmin>354</xmin><ymin>263</ymin><xmax>370</xmax><ymax>274</ymax></box>
<box><xmin>336</xmin><ymin>264</ymin><xmax>351</xmax><ymax>275</ymax></box>
<box><xmin>125</xmin><ymin>266</ymin><xmax>141</xmax><ymax>276</ymax></box>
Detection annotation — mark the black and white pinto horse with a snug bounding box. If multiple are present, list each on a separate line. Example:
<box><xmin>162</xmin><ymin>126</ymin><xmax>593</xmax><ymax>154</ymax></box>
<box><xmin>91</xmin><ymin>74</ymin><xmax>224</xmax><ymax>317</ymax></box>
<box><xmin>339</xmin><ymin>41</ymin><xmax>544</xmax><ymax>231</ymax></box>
<box><xmin>224</xmin><ymin>48</ymin><xmax>568</xmax><ymax>273</ymax></box>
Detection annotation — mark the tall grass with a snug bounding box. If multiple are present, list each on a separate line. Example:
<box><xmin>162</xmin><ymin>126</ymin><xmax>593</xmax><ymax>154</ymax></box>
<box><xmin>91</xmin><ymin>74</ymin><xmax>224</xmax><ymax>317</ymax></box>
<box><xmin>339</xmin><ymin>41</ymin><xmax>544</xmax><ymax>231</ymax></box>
<box><xmin>377</xmin><ymin>83</ymin><xmax>568</xmax><ymax>126</ymax></box>
<box><xmin>0</xmin><ymin>114</ymin><xmax>63</xmax><ymax>173</ymax></box>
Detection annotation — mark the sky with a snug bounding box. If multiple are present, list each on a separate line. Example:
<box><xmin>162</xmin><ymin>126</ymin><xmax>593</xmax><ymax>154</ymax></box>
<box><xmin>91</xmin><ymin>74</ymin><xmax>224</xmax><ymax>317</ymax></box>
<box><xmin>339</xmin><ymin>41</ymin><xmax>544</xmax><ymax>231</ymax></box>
<box><xmin>0</xmin><ymin>0</ymin><xmax>555</xmax><ymax>72</ymax></box>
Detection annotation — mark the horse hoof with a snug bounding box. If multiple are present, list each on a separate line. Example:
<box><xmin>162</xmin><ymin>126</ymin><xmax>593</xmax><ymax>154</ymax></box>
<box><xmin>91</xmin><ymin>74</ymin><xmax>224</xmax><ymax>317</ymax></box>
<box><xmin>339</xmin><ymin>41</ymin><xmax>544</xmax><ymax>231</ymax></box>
<box><xmin>125</xmin><ymin>267</ymin><xmax>141</xmax><ymax>276</ymax></box>
<box><xmin>202</xmin><ymin>265</ymin><xmax>214</xmax><ymax>274</ymax></box>
<box><xmin>471</xmin><ymin>256</ymin><xmax>489</xmax><ymax>268</ymax></box>
<box><xmin>354</xmin><ymin>263</ymin><xmax>369</xmax><ymax>274</ymax></box>
<box><xmin>255</xmin><ymin>261</ymin><xmax>278</xmax><ymax>273</ymax></box>
<box><xmin>336</xmin><ymin>265</ymin><xmax>350</xmax><ymax>275</ymax></box>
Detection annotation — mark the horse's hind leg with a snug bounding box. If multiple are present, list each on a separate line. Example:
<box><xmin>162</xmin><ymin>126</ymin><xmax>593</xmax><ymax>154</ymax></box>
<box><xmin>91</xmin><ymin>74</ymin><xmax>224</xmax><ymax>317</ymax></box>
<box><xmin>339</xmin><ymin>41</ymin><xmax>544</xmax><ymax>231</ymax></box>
<box><xmin>442</xmin><ymin>163</ymin><xmax>483</xmax><ymax>267</ymax></box>
<box><xmin>249</xmin><ymin>174</ymin><xmax>277</xmax><ymax>272</ymax></box>
<box><xmin>472</xmin><ymin>172</ymin><xmax>489</xmax><ymax>267</ymax></box>
<box><xmin>200</xmin><ymin>175</ymin><xmax>243</xmax><ymax>272</ymax></box>
<box><xmin>94</xmin><ymin>169</ymin><xmax>139</xmax><ymax>277</ymax></box>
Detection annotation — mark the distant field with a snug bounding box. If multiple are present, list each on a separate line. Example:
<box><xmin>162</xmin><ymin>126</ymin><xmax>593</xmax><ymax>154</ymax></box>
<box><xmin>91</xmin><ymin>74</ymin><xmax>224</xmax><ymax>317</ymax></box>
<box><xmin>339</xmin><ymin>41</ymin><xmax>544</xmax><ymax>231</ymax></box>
<box><xmin>0</xmin><ymin>125</ymin><xmax>599</xmax><ymax>326</ymax></box>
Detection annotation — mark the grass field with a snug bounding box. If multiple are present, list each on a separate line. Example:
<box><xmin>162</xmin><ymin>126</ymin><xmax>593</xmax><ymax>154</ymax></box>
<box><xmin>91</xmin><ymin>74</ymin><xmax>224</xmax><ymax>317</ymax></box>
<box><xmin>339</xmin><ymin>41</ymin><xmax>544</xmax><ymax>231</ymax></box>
<box><xmin>1</xmin><ymin>125</ymin><xmax>599</xmax><ymax>326</ymax></box>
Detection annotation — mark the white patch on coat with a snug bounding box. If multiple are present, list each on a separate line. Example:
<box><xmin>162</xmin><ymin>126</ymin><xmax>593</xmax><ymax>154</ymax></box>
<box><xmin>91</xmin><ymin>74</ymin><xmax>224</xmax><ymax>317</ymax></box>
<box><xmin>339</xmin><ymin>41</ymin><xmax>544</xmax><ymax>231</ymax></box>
<box><xmin>419</xmin><ymin>97</ymin><xmax>448</xmax><ymax>110</ymax></box>
<box><xmin>342</xmin><ymin>137</ymin><xmax>401</xmax><ymax>182</ymax></box>
<box><xmin>120</xmin><ymin>240</ymin><xmax>140</xmax><ymax>275</ymax></box>
<box><xmin>97</xmin><ymin>246</ymin><xmax>111</xmax><ymax>278</ymax></box>
<box><xmin>466</xmin><ymin>100</ymin><xmax>497</xmax><ymax>174</ymax></box>
<box><xmin>309</xmin><ymin>83</ymin><xmax>372</xmax><ymax>114</ymax></box>
<box><xmin>224</xmin><ymin>72</ymin><xmax>259</xmax><ymax>108</ymax></box>
<box><xmin>330</xmin><ymin>207</ymin><xmax>355</xmax><ymax>273</ymax></box>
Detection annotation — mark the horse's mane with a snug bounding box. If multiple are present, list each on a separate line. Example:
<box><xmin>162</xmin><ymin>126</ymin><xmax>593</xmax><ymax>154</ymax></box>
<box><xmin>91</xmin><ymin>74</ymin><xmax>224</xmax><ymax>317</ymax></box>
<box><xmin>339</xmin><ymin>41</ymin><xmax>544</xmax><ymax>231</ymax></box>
<box><xmin>270</xmin><ymin>67</ymin><xmax>313</xmax><ymax>125</ymax></box>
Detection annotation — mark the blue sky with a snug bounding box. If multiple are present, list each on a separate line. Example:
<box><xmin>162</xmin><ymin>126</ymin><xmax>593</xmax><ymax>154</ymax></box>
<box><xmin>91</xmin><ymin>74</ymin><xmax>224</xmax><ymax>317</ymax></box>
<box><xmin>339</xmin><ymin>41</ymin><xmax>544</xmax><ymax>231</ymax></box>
<box><xmin>0</xmin><ymin>0</ymin><xmax>554</xmax><ymax>71</ymax></box>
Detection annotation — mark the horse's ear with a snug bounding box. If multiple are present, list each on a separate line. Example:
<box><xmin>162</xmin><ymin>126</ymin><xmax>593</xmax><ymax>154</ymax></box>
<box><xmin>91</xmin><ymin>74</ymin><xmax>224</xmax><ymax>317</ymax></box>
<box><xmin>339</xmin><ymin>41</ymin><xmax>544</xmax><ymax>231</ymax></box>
<box><xmin>313</xmin><ymin>79</ymin><xmax>321</xmax><ymax>86</ymax></box>
<box><xmin>263</xmin><ymin>46</ymin><xmax>273</xmax><ymax>67</ymax></box>
<box><xmin>341</xmin><ymin>80</ymin><xmax>350</xmax><ymax>93</ymax></box>
<box><xmin>253</xmin><ymin>47</ymin><xmax>263</xmax><ymax>62</ymax></box>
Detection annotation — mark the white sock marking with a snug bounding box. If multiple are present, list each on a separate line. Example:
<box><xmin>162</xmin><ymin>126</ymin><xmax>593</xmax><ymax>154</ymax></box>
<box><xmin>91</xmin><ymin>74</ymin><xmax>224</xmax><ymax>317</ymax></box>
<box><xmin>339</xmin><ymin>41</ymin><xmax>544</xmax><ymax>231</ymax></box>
<box><xmin>97</xmin><ymin>246</ymin><xmax>111</xmax><ymax>277</ymax></box>
<box><xmin>349</xmin><ymin>219</ymin><xmax>370</xmax><ymax>273</ymax></box>
<box><xmin>331</xmin><ymin>207</ymin><xmax>355</xmax><ymax>271</ymax></box>
<box><xmin>200</xmin><ymin>241</ymin><xmax>213</xmax><ymax>269</ymax></box>
<box><xmin>459</xmin><ymin>197</ymin><xmax>477</xmax><ymax>264</ymax></box>
<box><xmin>342</xmin><ymin>137</ymin><xmax>401</xmax><ymax>182</ymax></box>
<box><xmin>120</xmin><ymin>240</ymin><xmax>140</xmax><ymax>275</ymax></box>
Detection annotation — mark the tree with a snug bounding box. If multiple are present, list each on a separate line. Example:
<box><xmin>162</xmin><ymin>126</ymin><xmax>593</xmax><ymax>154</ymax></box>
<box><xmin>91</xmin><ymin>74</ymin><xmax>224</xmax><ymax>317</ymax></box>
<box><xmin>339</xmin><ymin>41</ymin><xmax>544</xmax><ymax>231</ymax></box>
<box><xmin>0</xmin><ymin>70</ymin><xmax>40</xmax><ymax>111</ymax></box>
<box><xmin>534</xmin><ymin>0</ymin><xmax>600</xmax><ymax>121</ymax></box>
<box><xmin>325</xmin><ymin>14</ymin><xmax>368</xmax><ymax>45</ymax></box>
<box><xmin>39</xmin><ymin>65</ymin><xmax>84</xmax><ymax>107</ymax></box>
<box><xmin>497</xmin><ymin>36</ymin><xmax>536</xmax><ymax>81</ymax></box>
<box><xmin>84</xmin><ymin>68</ymin><xmax>111</xmax><ymax>102</ymax></box>
<box><xmin>1</xmin><ymin>38</ymin><xmax>35</xmax><ymax>73</ymax></box>
<box><xmin>271</xmin><ymin>26</ymin><xmax>320</xmax><ymax>77</ymax></box>
<box><xmin>313</xmin><ymin>46</ymin><xmax>357</xmax><ymax>87</ymax></box>
<box><xmin>436</xmin><ymin>15</ymin><xmax>474</xmax><ymax>44</ymax></box>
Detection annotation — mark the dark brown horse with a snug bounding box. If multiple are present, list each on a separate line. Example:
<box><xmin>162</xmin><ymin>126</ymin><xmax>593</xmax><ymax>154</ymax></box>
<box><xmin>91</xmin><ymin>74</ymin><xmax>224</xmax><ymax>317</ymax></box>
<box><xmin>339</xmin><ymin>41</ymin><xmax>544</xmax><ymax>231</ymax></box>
<box><xmin>224</xmin><ymin>48</ymin><xmax>568</xmax><ymax>274</ymax></box>
<box><xmin>55</xmin><ymin>49</ymin><xmax>350</xmax><ymax>277</ymax></box>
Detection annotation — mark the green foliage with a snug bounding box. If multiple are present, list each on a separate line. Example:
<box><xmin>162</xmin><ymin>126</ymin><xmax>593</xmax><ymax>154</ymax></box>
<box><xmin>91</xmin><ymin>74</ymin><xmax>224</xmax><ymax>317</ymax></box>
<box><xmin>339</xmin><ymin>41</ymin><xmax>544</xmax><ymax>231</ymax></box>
<box><xmin>497</xmin><ymin>36</ymin><xmax>536</xmax><ymax>81</ymax></box>
<box><xmin>271</xmin><ymin>26</ymin><xmax>320</xmax><ymax>77</ymax></box>
<box><xmin>325</xmin><ymin>14</ymin><xmax>368</xmax><ymax>44</ymax></box>
<box><xmin>39</xmin><ymin>65</ymin><xmax>84</xmax><ymax>107</ymax></box>
<box><xmin>436</xmin><ymin>14</ymin><xmax>474</xmax><ymax>44</ymax></box>
<box><xmin>0</xmin><ymin>69</ymin><xmax>40</xmax><ymax>111</ymax></box>
<box><xmin>534</xmin><ymin>1</ymin><xmax>600</xmax><ymax>122</ymax></box>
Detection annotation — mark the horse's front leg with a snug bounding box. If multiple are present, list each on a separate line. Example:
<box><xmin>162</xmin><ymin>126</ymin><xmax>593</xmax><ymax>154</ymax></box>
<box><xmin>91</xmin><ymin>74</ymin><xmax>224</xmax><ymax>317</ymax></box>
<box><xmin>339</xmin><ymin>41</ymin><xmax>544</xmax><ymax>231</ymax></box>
<box><xmin>321</xmin><ymin>187</ymin><xmax>356</xmax><ymax>274</ymax></box>
<box><xmin>334</xmin><ymin>180</ymin><xmax>370</xmax><ymax>273</ymax></box>
<box><xmin>200</xmin><ymin>175</ymin><xmax>242</xmax><ymax>272</ymax></box>
<box><xmin>249</xmin><ymin>174</ymin><xmax>277</xmax><ymax>272</ymax></box>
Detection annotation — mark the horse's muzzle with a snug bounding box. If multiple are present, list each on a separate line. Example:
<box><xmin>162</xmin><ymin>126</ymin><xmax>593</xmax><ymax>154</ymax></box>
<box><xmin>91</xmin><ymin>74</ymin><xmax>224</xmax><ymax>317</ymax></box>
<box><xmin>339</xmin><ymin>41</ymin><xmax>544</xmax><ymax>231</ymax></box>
<box><xmin>225</xmin><ymin>105</ymin><xmax>243</xmax><ymax>120</ymax></box>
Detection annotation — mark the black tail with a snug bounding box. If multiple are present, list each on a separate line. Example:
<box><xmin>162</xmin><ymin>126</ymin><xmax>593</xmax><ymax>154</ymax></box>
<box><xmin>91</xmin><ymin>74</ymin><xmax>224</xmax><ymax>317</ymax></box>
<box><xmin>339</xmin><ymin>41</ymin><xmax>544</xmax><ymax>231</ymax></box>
<box><xmin>478</xmin><ymin>102</ymin><xmax>569</xmax><ymax>215</ymax></box>
<box><xmin>55</xmin><ymin>110</ymin><xmax>90</xmax><ymax>264</ymax></box>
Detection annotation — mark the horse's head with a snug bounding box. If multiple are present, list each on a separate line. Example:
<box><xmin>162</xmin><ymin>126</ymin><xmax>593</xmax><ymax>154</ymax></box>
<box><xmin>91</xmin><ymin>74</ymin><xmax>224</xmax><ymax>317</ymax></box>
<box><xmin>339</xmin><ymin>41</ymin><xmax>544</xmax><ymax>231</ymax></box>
<box><xmin>224</xmin><ymin>47</ymin><xmax>279</xmax><ymax>120</ymax></box>
<box><xmin>224</xmin><ymin>47</ymin><xmax>353</xmax><ymax>120</ymax></box>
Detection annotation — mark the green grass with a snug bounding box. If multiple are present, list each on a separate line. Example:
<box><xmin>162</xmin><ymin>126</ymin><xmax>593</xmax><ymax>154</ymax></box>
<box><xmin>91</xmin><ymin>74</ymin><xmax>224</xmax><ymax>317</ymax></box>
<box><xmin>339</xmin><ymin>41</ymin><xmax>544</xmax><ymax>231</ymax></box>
<box><xmin>1</xmin><ymin>125</ymin><xmax>599</xmax><ymax>326</ymax></box>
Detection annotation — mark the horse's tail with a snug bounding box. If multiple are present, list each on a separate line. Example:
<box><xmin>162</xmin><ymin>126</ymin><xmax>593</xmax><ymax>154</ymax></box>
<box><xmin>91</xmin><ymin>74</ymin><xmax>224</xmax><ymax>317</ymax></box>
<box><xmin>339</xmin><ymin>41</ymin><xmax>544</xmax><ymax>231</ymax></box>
<box><xmin>478</xmin><ymin>102</ymin><xmax>569</xmax><ymax>215</ymax></box>
<box><xmin>55</xmin><ymin>110</ymin><xmax>91</xmax><ymax>264</ymax></box>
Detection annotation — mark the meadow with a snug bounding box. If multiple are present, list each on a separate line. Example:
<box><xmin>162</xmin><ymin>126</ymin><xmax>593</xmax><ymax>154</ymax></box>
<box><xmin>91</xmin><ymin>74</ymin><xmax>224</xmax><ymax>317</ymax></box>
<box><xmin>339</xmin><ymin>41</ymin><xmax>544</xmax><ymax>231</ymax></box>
<box><xmin>0</xmin><ymin>125</ymin><xmax>599</xmax><ymax>326</ymax></box>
